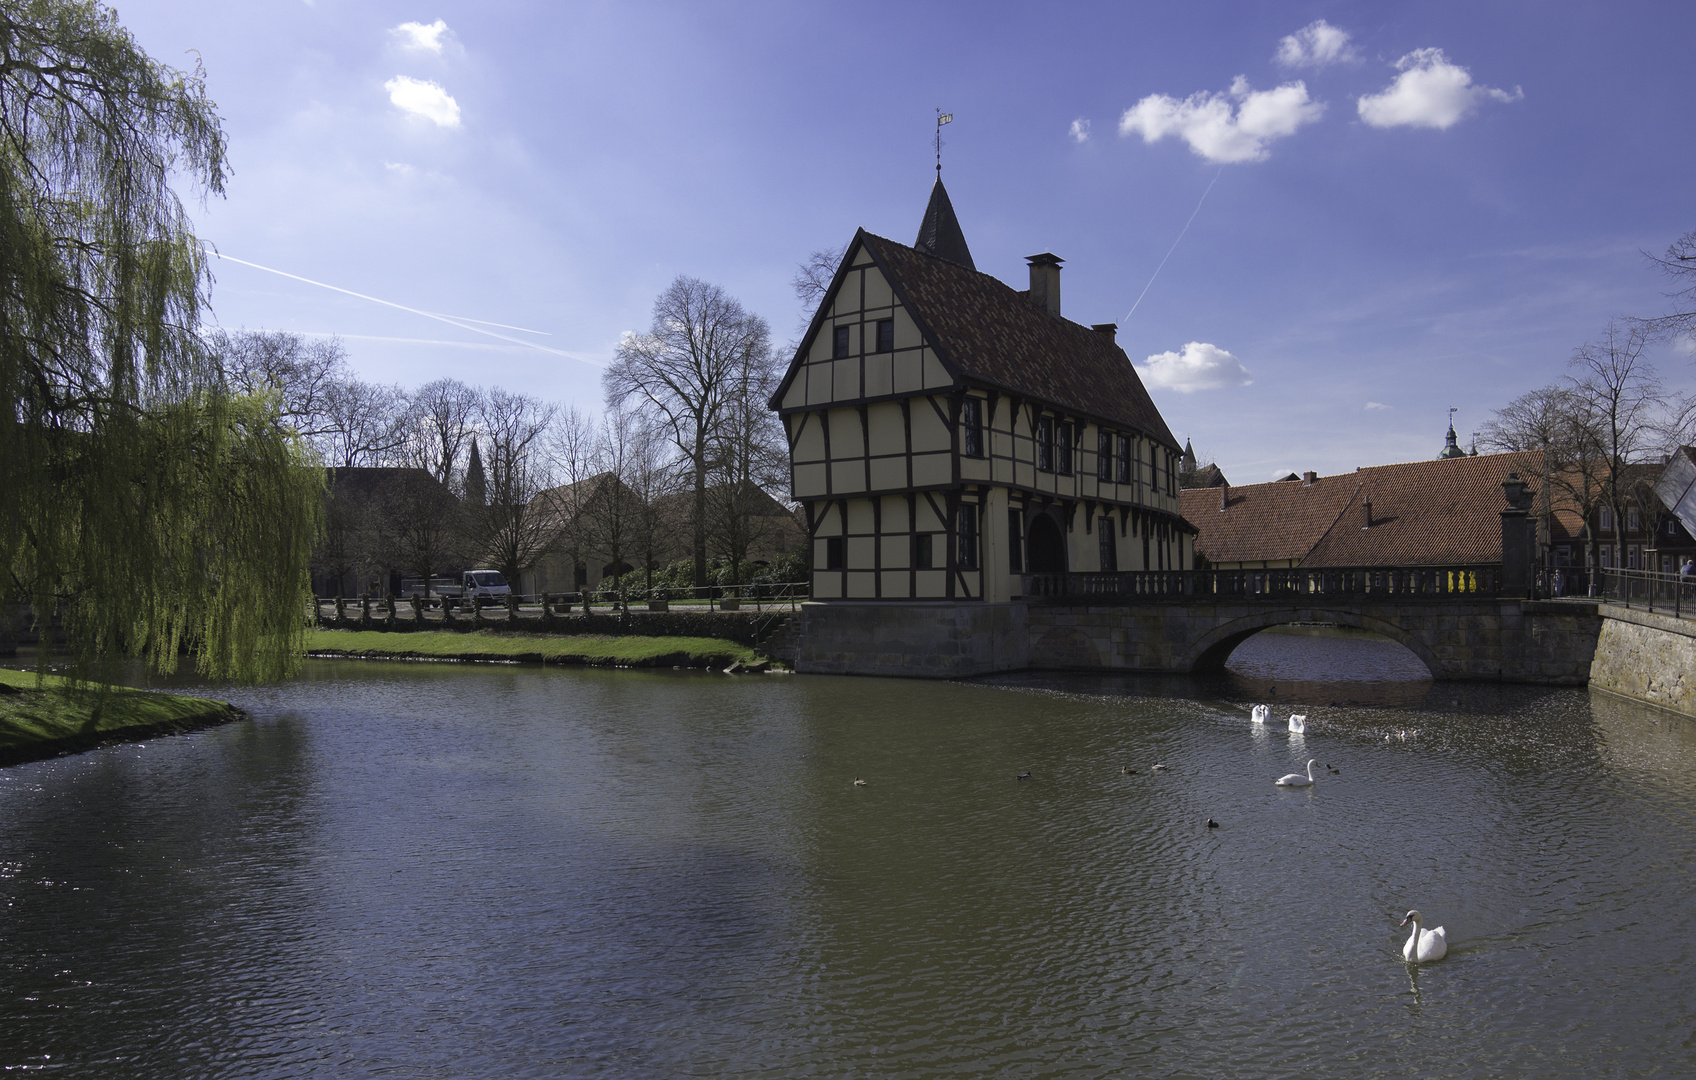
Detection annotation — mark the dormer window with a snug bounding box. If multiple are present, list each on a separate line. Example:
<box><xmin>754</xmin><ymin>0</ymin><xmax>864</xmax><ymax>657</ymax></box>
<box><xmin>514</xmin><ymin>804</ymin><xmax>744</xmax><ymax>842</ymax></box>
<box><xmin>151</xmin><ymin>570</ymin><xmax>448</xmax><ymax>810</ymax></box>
<box><xmin>832</xmin><ymin>325</ymin><xmax>851</xmax><ymax>359</ymax></box>
<box><xmin>875</xmin><ymin>318</ymin><xmax>894</xmax><ymax>353</ymax></box>
<box><xmin>961</xmin><ymin>397</ymin><xmax>984</xmax><ymax>458</ymax></box>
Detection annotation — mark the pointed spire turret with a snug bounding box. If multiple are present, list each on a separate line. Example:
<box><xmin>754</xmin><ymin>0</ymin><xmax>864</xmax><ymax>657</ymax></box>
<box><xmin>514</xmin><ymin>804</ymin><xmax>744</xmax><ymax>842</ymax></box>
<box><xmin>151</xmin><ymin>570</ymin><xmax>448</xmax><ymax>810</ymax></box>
<box><xmin>466</xmin><ymin>437</ymin><xmax>487</xmax><ymax>504</ymax></box>
<box><xmin>1437</xmin><ymin>421</ymin><xmax>1466</xmax><ymax>460</ymax></box>
<box><xmin>915</xmin><ymin>178</ymin><xmax>975</xmax><ymax>270</ymax></box>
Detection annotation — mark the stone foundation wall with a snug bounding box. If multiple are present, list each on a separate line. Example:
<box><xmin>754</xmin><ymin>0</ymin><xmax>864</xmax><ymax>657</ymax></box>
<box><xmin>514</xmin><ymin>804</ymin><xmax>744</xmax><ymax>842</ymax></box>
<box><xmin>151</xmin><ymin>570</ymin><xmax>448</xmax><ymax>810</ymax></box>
<box><xmin>1589</xmin><ymin>608</ymin><xmax>1696</xmax><ymax>717</ymax></box>
<box><xmin>793</xmin><ymin>601</ymin><xmax>1030</xmax><ymax>677</ymax></box>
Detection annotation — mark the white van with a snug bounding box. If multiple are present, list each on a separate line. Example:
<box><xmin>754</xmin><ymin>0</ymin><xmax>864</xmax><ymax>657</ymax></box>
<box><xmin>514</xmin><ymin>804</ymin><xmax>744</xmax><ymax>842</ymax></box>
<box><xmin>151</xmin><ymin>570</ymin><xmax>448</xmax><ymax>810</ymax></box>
<box><xmin>461</xmin><ymin>570</ymin><xmax>512</xmax><ymax>607</ymax></box>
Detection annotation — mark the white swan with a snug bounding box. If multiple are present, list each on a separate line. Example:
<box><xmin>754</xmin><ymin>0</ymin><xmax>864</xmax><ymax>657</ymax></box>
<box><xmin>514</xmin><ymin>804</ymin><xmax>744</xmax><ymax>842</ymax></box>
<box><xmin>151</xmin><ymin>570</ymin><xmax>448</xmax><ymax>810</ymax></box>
<box><xmin>1400</xmin><ymin>910</ymin><xmax>1447</xmax><ymax>963</ymax></box>
<box><xmin>1251</xmin><ymin>704</ymin><xmax>1269</xmax><ymax>725</ymax></box>
<box><xmin>1274</xmin><ymin>759</ymin><xmax>1317</xmax><ymax>787</ymax></box>
<box><xmin>1288</xmin><ymin>714</ymin><xmax>1307</xmax><ymax>733</ymax></box>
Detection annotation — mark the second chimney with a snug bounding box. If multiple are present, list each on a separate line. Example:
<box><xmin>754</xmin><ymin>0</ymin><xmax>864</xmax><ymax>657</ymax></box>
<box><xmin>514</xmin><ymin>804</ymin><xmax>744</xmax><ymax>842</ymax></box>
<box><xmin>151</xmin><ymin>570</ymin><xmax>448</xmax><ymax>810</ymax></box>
<box><xmin>1027</xmin><ymin>253</ymin><xmax>1063</xmax><ymax>317</ymax></box>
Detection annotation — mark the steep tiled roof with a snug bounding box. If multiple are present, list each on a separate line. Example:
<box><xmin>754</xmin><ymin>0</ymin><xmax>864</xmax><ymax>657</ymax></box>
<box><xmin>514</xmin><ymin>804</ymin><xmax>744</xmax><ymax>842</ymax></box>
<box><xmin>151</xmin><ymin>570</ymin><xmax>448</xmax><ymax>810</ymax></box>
<box><xmin>859</xmin><ymin>231</ymin><xmax>1179</xmax><ymax>448</ymax></box>
<box><xmin>1182</xmin><ymin>450</ymin><xmax>1547</xmax><ymax>567</ymax></box>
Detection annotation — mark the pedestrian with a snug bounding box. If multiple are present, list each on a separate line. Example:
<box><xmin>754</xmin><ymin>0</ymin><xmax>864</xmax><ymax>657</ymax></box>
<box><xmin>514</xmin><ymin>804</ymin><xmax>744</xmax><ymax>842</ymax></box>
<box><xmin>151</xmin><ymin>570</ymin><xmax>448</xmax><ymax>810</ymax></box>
<box><xmin>1682</xmin><ymin>558</ymin><xmax>1694</xmax><ymax>577</ymax></box>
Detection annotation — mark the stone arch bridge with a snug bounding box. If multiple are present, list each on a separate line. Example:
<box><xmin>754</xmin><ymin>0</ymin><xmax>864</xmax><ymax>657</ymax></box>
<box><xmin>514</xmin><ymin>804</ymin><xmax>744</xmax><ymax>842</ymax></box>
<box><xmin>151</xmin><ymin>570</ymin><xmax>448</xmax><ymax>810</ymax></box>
<box><xmin>792</xmin><ymin>566</ymin><xmax>1604</xmax><ymax>684</ymax></box>
<box><xmin>1023</xmin><ymin>567</ymin><xmax>1600</xmax><ymax>683</ymax></box>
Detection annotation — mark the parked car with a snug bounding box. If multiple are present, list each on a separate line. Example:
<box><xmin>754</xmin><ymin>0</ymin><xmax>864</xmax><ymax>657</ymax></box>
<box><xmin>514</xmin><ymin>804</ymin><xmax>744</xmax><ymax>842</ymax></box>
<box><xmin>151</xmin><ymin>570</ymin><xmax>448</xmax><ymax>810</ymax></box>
<box><xmin>399</xmin><ymin>577</ymin><xmax>462</xmax><ymax>607</ymax></box>
<box><xmin>461</xmin><ymin>570</ymin><xmax>512</xmax><ymax>607</ymax></box>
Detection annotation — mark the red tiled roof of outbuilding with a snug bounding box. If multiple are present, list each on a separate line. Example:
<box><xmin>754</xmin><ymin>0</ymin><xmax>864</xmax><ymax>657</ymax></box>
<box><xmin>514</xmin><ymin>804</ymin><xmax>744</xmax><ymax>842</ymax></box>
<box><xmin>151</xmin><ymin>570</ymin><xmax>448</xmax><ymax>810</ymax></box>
<box><xmin>1182</xmin><ymin>450</ymin><xmax>1548</xmax><ymax>567</ymax></box>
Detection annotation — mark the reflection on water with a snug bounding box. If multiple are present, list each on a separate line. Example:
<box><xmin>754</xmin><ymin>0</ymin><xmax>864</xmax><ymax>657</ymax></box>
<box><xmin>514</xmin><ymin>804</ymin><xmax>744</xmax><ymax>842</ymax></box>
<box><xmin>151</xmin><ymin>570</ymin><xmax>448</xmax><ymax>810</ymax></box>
<box><xmin>1</xmin><ymin>645</ymin><xmax>1694</xmax><ymax>1077</ymax></box>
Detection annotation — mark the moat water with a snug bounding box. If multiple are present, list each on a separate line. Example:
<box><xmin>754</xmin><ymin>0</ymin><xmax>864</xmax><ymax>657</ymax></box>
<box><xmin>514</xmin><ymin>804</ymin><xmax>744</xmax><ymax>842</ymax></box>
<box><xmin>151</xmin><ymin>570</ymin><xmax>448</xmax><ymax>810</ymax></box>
<box><xmin>3</xmin><ymin>631</ymin><xmax>1694</xmax><ymax>1077</ymax></box>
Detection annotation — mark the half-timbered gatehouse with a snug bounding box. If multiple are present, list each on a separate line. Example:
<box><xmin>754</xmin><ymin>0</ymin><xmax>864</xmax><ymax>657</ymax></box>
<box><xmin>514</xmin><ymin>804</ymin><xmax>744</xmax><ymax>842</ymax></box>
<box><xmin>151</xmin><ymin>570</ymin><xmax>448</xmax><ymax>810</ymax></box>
<box><xmin>771</xmin><ymin>179</ymin><xmax>1195</xmax><ymax>610</ymax></box>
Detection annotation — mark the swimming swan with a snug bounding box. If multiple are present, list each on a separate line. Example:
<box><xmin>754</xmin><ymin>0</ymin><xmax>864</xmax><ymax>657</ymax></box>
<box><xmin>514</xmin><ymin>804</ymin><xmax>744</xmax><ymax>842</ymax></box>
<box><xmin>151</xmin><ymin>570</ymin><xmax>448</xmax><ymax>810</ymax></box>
<box><xmin>1400</xmin><ymin>910</ymin><xmax>1447</xmax><ymax>963</ymax></box>
<box><xmin>1288</xmin><ymin>714</ymin><xmax>1307</xmax><ymax>733</ymax></box>
<box><xmin>1251</xmin><ymin>704</ymin><xmax>1269</xmax><ymax>724</ymax></box>
<box><xmin>1274</xmin><ymin>759</ymin><xmax>1318</xmax><ymax>787</ymax></box>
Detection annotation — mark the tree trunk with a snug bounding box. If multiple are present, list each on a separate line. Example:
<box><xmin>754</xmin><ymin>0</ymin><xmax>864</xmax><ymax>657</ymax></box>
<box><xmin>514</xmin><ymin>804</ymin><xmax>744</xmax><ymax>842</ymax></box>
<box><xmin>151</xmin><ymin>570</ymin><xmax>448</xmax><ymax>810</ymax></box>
<box><xmin>693</xmin><ymin>426</ymin><xmax>709</xmax><ymax>588</ymax></box>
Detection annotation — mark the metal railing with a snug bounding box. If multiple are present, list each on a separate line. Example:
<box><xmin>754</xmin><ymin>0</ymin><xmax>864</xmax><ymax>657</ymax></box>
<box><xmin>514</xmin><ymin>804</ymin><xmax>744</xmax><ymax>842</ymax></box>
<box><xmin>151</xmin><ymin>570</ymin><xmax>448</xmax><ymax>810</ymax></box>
<box><xmin>1022</xmin><ymin>565</ymin><xmax>1503</xmax><ymax>603</ymax></box>
<box><xmin>1595</xmin><ymin>567</ymin><xmax>1696</xmax><ymax>620</ymax></box>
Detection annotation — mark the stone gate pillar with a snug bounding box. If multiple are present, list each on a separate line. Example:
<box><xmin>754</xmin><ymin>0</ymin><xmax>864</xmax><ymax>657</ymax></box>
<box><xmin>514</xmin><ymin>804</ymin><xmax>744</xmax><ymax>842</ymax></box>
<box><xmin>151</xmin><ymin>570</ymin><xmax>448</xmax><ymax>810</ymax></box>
<box><xmin>1500</xmin><ymin>472</ymin><xmax>1536</xmax><ymax>598</ymax></box>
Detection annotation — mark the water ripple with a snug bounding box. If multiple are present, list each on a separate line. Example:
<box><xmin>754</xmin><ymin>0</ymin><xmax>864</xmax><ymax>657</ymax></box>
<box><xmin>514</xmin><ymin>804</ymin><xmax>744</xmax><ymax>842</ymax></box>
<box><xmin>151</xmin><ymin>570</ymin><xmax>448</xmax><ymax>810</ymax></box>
<box><xmin>0</xmin><ymin>656</ymin><xmax>1693</xmax><ymax>1077</ymax></box>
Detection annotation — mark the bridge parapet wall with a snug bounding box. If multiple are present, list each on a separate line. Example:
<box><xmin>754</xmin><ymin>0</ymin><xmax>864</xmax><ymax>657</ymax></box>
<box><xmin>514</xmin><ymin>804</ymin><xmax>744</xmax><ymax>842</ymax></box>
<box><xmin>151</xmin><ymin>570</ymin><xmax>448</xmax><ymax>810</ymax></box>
<box><xmin>1028</xmin><ymin>599</ymin><xmax>1601</xmax><ymax>685</ymax></box>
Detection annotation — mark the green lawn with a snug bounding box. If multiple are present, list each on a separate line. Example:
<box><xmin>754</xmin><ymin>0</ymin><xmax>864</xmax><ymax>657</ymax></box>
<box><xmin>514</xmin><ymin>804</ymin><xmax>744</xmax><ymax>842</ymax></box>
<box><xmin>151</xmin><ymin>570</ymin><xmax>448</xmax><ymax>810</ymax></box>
<box><xmin>304</xmin><ymin>629</ymin><xmax>761</xmax><ymax>668</ymax></box>
<box><xmin>0</xmin><ymin>667</ymin><xmax>241</xmax><ymax>765</ymax></box>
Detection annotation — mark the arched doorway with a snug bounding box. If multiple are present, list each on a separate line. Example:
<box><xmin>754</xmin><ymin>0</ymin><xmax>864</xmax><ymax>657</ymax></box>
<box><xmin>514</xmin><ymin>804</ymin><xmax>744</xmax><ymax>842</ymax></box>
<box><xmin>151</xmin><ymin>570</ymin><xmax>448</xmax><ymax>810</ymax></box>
<box><xmin>1027</xmin><ymin>514</ymin><xmax>1066</xmax><ymax>573</ymax></box>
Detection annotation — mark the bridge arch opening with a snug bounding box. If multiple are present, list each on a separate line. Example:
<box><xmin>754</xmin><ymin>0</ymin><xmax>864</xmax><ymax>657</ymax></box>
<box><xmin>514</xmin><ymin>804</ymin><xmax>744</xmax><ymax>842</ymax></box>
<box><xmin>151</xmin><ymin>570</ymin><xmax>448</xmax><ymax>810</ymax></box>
<box><xmin>1184</xmin><ymin>611</ymin><xmax>1441</xmax><ymax>682</ymax></box>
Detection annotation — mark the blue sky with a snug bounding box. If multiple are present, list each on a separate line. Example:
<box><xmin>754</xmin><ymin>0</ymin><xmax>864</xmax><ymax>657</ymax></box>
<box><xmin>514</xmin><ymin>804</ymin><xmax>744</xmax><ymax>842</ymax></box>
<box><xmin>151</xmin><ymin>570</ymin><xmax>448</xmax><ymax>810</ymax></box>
<box><xmin>113</xmin><ymin>0</ymin><xmax>1695</xmax><ymax>482</ymax></box>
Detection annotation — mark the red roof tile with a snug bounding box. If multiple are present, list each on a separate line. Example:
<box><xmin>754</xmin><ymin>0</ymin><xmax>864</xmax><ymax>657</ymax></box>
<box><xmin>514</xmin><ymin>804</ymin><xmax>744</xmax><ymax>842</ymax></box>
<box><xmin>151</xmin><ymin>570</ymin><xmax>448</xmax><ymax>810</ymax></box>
<box><xmin>857</xmin><ymin>232</ymin><xmax>1179</xmax><ymax>449</ymax></box>
<box><xmin>1181</xmin><ymin>450</ymin><xmax>1547</xmax><ymax>567</ymax></box>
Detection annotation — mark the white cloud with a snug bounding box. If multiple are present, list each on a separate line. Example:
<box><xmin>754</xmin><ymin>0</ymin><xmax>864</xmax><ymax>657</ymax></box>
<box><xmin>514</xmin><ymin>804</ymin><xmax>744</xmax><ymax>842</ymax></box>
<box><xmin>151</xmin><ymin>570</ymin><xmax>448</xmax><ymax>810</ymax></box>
<box><xmin>1069</xmin><ymin>118</ymin><xmax>1090</xmax><ymax>144</ymax></box>
<box><xmin>384</xmin><ymin>76</ymin><xmax>461</xmax><ymax>128</ymax></box>
<box><xmin>1137</xmin><ymin>342</ymin><xmax>1253</xmax><ymax>392</ymax></box>
<box><xmin>1357</xmin><ymin>48</ymin><xmax>1521</xmax><ymax>129</ymax></box>
<box><xmin>1276</xmin><ymin>20</ymin><xmax>1357</xmax><ymax>68</ymax></box>
<box><xmin>1365</xmin><ymin>401</ymin><xmax>1391</xmax><ymax>411</ymax></box>
<box><xmin>392</xmin><ymin>19</ymin><xmax>450</xmax><ymax>53</ymax></box>
<box><xmin>1119</xmin><ymin>76</ymin><xmax>1324</xmax><ymax>163</ymax></box>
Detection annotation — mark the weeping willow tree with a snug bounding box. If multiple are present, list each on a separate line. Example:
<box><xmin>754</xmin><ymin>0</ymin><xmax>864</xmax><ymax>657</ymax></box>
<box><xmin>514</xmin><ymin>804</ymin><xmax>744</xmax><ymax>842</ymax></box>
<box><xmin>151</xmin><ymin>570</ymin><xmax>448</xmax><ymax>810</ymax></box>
<box><xmin>1</xmin><ymin>0</ymin><xmax>323</xmax><ymax>682</ymax></box>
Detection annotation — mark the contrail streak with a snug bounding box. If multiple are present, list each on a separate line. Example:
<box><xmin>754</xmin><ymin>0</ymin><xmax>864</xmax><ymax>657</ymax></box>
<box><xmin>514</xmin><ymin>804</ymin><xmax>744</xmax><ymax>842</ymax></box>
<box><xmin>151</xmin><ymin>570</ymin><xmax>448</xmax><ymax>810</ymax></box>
<box><xmin>423</xmin><ymin>313</ymin><xmax>552</xmax><ymax>335</ymax></box>
<box><xmin>1124</xmin><ymin>166</ymin><xmax>1224</xmax><ymax>323</ymax></box>
<box><xmin>204</xmin><ymin>247</ymin><xmax>599</xmax><ymax>365</ymax></box>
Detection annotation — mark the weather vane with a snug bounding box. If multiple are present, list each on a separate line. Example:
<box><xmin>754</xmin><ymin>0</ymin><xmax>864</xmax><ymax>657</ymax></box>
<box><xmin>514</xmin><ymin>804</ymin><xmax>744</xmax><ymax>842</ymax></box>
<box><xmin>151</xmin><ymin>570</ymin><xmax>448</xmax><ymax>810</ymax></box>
<box><xmin>935</xmin><ymin>109</ymin><xmax>952</xmax><ymax>178</ymax></box>
<box><xmin>1449</xmin><ymin>406</ymin><xmax>1458</xmax><ymax>430</ymax></box>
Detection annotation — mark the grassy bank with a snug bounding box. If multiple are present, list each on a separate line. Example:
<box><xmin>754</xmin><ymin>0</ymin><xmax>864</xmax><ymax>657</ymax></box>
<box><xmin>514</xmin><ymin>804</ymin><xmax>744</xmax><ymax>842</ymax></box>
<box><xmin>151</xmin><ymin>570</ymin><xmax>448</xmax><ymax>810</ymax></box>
<box><xmin>0</xmin><ymin>667</ymin><xmax>243</xmax><ymax>768</ymax></box>
<box><xmin>305</xmin><ymin>629</ymin><xmax>762</xmax><ymax>669</ymax></box>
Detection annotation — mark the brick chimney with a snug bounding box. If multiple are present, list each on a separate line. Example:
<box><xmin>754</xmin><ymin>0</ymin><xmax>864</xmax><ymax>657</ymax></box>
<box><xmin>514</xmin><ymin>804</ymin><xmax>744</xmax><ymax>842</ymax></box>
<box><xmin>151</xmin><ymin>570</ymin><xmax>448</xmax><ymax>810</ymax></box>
<box><xmin>1027</xmin><ymin>253</ymin><xmax>1063</xmax><ymax>317</ymax></box>
<box><xmin>1302</xmin><ymin>470</ymin><xmax>1318</xmax><ymax>486</ymax></box>
<box><xmin>1219</xmin><ymin>482</ymin><xmax>1230</xmax><ymax>512</ymax></box>
<box><xmin>1092</xmin><ymin>323</ymin><xmax>1117</xmax><ymax>344</ymax></box>
<box><xmin>1361</xmin><ymin>492</ymin><xmax>1372</xmax><ymax>529</ymax></box>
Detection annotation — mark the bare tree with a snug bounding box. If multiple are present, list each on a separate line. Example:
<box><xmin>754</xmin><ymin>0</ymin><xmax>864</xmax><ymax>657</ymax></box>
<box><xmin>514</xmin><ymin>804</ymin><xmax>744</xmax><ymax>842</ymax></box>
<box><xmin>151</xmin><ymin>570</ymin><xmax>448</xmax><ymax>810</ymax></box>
<box><xmin>470</xmin><ymin>389</ymin><xmax>557</xmax><ymax>585</ymax></box>
<box><xmin>212</xmin><ymin>329</ymin><xmax>347</xmax><ymax>441</ymax></box>
<box><xmin>408</xmin><ymin>378</ymin><xmax>482</xmax><ymax>484</ymax></box>
<box><xmin>1570</xmin><ymin>322</ymin><xmax>1664</xmax><ymax>571</ymax></box>
<box><xmin>705</xmin><ymin>338</ymin><xmax>788</xmax><ymax>583</ymax></box>
<box><xmin>319</xmin><ymin>378</ymin><xmax>408</xmax><ymax>468</ymax></box>
<box><xmin>1482</xmin><ymin>326</ymin><xmax>1668</xmax><ymax>579</ymax></box>
<box><xmin>1479</xmin><ymin>384</ymin><xmax>1584</xmax><ymax>456</ymax></box>
<box><xmin>580</xmin><ymin>407</ymin><xmax>649</xmax><ymax>592</ymax></box>
<box><xmin>606</xmin><ymin>276</ymin><xmax>772</xmax><ymax>587</ymax></box>
<box><xmin>618</xmin><ymin>415</ymin><xmax>682</xmax><ymax>593</ymax></box>
<box><xmin>1639</xmin><ymin>230</ymin><xmax>1696</xmax><ymax>343</ymax></box>
<box><xmin>541</xmin><ymin>407</ymin><xmax>602</xmax><ymax>593</ymax></box>
<box><xmin>791</xmin><ymin>243</ymin><xmax>847</xmax><ymax>332</ymax></box>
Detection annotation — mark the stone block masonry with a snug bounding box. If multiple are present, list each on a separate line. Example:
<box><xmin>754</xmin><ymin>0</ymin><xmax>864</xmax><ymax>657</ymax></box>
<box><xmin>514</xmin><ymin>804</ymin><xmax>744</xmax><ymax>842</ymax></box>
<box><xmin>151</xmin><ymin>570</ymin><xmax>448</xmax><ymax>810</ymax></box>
<box><xmin>1589</xmin><ymin>607</ymin><xmax>1696</xmax><ymax>718</ymax></box>
<box><xmin>795</xmin><ymin>597</ymin><xmax>1607</xmax><ymax>688</ymax></box>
